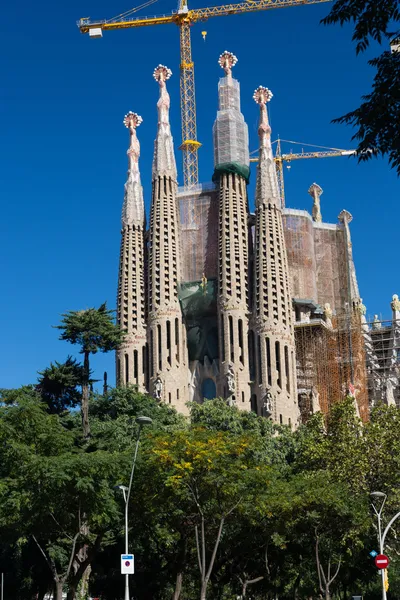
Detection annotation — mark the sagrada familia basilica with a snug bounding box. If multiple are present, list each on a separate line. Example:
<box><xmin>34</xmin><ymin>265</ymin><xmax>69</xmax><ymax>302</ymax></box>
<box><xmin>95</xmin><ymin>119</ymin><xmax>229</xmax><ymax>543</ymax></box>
<box><xmin>115</xmin><ymin>52</ymin><xmax>400</xmax><ymax>424</ymax></box>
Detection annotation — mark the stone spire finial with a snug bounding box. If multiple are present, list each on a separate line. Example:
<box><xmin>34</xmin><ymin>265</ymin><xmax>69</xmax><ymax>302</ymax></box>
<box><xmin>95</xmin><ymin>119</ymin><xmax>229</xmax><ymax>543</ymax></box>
<box><xmin>122</xmin><ymin>111</ymin><xmax>144</xmax><ymax>226</ymax></box>
<box><xmin>338</xmin><ymin>209</ymin><xmax>353</xmax><ymax>224</ymax></box>
<box><xmin>253</xmin><ymin>86</ymin><xmax>273</xmax><ymax>142</ymax></box>
<box><xmin>308</xmin><ymin>182</ymin><xmax>323</xmax><ymax>223</ymax></box>
<box><xmin>338</xmin><ymin>209</ymin><xmax>361</xmax><ymax>307</ymax></box>
<box><xmin>253</xmin><ymin>86</ymin><xmax>279</xmax><ymax>204</ymax></box>
<box><xmin>218</xmin><ymin>51</ymin><xmax>238</xmax><ymax>77</ymax></box>
<box><xmin>152</xmin><ymin>65</ymin><xmax>177</xmax><ymax>180</ymax></box>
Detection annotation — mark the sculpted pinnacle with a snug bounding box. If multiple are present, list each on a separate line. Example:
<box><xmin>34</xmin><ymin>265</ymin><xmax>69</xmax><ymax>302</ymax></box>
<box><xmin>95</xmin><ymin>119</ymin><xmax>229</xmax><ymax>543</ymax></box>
<box><xmin>152</xmin><ymin>64</ymin><xmax>177</xmax><ymax>179</ymax></box>
<box><xmin>218</xmin><ymin>51</ymin><xmax>238</xmax><ymax>77</ymax></box>
<box><xmin>253</xmin><ymin>86</ymin><xmax>273</xmax><ymax>143</ymax></box>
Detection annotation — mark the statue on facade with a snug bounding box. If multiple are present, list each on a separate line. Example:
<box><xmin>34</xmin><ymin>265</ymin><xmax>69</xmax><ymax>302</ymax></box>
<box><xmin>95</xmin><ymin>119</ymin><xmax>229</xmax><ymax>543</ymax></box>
<box><xmin>323</xmin><ymin>303</ymin><xmax>333</xmax><ymax>328</ymax></box>
<box><xmin>372</xmin><ymin>315</ymin><xmax>382</xmax><ymax>330</ymax></box>
<box><xmin>391</xmin><ymin>294</ymin><xmax>400</xmax><ymax>313</ymax></box>
<box><xmin>226</xmin><ymin>364</ymin><xmax>236</xmax><ymax>394</ymax></box>
<box><xmin>154</xmin><ymin>375</ymin><xmax>163</xmax><ymax>400</ymax></box>
<box><xmin>262</xmin><ymin>390</ymin><xmax>273</xmax><ymax>417</ymax></box>
<box><xmin>355</xmin><ymin>298</ymin><xmax>367</xmax><ymax>316</ymax></box>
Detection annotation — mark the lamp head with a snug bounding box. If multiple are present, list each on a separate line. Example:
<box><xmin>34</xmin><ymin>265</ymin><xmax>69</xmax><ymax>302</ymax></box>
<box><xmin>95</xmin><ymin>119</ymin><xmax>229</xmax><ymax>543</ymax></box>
<box><xmin>371</xmin><ymin>491</ymin><xmax>386</xmax><ymax>498</ymax></box>
<box><xmin>114</xmin><ymin>484</ymin><xmax>128</xmax><ymax>492</ymax></box>
<box><xmin>136</xmin><ymin>416</ymin><xmax>153</xmax><ymax>426</ymax></box>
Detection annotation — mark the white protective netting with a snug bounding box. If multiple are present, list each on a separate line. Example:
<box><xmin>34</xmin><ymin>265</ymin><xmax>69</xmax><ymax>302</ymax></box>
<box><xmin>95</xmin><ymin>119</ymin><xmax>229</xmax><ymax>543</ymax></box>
<box><xmin>212</xmin><ymin>77</ymin><xmax>249</xmax><ymax>167</ymax></box>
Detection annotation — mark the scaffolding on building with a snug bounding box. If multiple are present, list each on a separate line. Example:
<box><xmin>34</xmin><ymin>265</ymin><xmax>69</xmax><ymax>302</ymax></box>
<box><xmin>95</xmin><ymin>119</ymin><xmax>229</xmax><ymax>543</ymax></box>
<box><xmin>295</xmin><ymin>311</ymin><xmax>400</xmax><ymax>423</ymax></box>
<box><xmin>295</xmin><ymin>310</ymin><xmax>369</xmax><ymax>422</ymax></box>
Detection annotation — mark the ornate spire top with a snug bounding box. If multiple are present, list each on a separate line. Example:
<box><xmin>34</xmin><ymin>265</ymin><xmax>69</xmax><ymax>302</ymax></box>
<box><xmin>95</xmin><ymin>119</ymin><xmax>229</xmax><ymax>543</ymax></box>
<box><xmin>124</xmin><ymin>111</ymin><xmax>142</xmax><ymax>165</ymax></box>
<box><xmin>218</xmin><ymin>51</ymin><xmax>238</xmax><ymax>77</ymax></box>
<box><xmin>152</xmin><ymin>65</ymin><xmax>177</xmax><ymax>180</ymax></box>
<box><xmin>153</xmin><ymin>64</ymin><xmax>172</xmax><ymax>83</ymax></box>
<box><xmin>253</xmin><ymin>86</ymin><xmax>273</xmax><ymax>142</ymax></box>
<box><xmin>253</xmin><ymin>86</ymin><xmax>279</xmax><ymax>205</ymax></box>
<box><xmin>122</xmin><ymin>111</ymin><xmax>144</xmax><ymax>226</ymax></box>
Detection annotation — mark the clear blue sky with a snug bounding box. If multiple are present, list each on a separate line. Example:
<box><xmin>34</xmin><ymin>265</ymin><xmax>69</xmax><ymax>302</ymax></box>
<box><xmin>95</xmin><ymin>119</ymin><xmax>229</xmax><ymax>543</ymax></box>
<box><xmin>1</xmin><ymin>0</ymin><xmax>398</xmax><ymax>390</ymax></box>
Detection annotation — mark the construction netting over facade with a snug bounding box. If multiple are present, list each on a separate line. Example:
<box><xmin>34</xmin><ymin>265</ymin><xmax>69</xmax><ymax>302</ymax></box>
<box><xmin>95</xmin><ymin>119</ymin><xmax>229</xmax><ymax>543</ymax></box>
<box><xmin>282</xmin><ymin>209</ymin><xmax>349</xmax><ymax>312</ymax></box>
<box><xmin>212</xmin><ymin>76</ymin><xmax>249</xmax><ymax>167</ymax></box>
<box><xmin>178</xmin><ymin>184</ymin><xmax>218</xmax><ymax>283</ymax></box>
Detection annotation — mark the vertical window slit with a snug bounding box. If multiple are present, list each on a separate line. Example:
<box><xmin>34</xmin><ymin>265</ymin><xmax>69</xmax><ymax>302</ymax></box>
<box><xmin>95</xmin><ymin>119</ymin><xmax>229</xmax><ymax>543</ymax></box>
<box><xmin>275</xmin><ymin>341</ymin><xmax>281</xmax><ymax>389</ymax></box>
<box><xmin>125</xmin><ymin>354</ymin><xmax>129</xmax><ymax>385</ymax></box>
<box><xmin>221</xmin><ymin>315</ymin><xmax>225</xmax><ymax>362</ymax></box>
<box><xmin>248</xmin><ymin>330</ymin><xmax>255</xmax><ymax>381</ymax></box>
<box><xmin>150</xmin><ymin>330</ymin><xmax>154</xmax><ymax>377</ymax></box>
<box><xmin>229</xmin><ymin>316</ymin><xmax>234</xmax><ymax>362</ymax></box>
<box><xmin>285</xmin><ymin>346</ymin><xmax>290</xmax><ymax>393</ymax></box>
<box><xmin>134</xmin><ymin>350</ymin><xmax>138</xmax><ymax>382</ymax></box>
<box><xmin>157</xmin><ymin>324</ymin><xmax>162</xmax><ymax>371</ymax></box>
<box><xmin>238</xmin><ymin>319</ymin><xmax>244</xmax><ymax>365</ymax></box>
<box><xmin>266</xmin><ymin>337</ymin><xmax>272</xmax><ymax>386</ymax></box>
<box><xmin>257</xmin><ymin>335</ymin><xmax>262</xmax><ymax>385</ymax></box>
<box><xmin>166</xmin><ymin>320</ymin><xmax>171</xmax><ymax>366</ymax></box>
<box><xmin>175</xmin><ymin>318</ymin><xmax>180</xmax><ymax>363</ymax></box>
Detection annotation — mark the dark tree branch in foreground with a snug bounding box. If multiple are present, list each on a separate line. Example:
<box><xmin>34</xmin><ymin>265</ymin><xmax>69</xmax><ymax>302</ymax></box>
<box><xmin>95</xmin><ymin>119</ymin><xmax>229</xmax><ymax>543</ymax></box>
<box><xmin>321</xmin><ymin>0</ymin><xmax>400</xmax><ymax>173</ymax></box>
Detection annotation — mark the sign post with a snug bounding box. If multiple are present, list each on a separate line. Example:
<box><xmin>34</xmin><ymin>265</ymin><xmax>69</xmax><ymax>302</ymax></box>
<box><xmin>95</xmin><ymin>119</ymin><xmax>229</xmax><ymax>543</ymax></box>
<box><xmin>121</xmin><ymin>554</ymin><xmax>135</xmax><ymax>575</ymax></box>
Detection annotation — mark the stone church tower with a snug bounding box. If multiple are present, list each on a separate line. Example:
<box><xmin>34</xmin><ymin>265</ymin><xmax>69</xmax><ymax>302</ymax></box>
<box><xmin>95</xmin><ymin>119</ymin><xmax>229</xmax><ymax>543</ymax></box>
<box><xmin>116</xmin><ymin>111</ymin><xmax>147</xmax><ymax>391</ymax></box>
<box><xmin>147</xmin><ymin>65</ymin><xmax>189</xmax><ymax>412</ymax></box>
<box><xmin>213</xmin><ymin>52</ymin><xmax>251</xmax><ymax>409</ymax></box>
<box><xmin>251</xmin><ymin>86</ymin><xmax>298</xmax><ymax>424</ymax></box>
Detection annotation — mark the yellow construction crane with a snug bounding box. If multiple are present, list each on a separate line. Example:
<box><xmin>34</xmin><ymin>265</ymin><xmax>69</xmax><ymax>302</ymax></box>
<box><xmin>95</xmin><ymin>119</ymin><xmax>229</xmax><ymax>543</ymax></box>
<box><xmin>78</xmin><ymin>0</ymin><xmax>331</xmax><ymax>189</ymax></box>
<box><xmin>250</xmin><ymin>138</ymin><xmax>356</xmax><ymax>207</ymax></box>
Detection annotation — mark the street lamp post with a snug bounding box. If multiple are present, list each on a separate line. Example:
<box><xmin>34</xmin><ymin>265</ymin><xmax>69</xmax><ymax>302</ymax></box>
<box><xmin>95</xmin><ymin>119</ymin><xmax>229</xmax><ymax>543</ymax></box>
<box><xmin>370</xmin><ymin>492</ymin><xmax>400</xmax><ymax>600</ymax></box>
<box><xmin>371</xmin><ymin>491</ymin><xmax>387</xmax><ymax>600</ymax></box>
<box><xmin>117</xmin><ymin>415</ymin><xmax>153</xmax><ymax>600</ymax></box>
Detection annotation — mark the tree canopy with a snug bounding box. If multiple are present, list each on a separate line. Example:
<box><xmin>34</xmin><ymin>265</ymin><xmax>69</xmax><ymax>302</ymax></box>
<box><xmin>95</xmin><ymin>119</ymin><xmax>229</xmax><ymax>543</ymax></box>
<box><xmin>322</xmin><ymin>0</ymin><xmax>400</xmax><ymax>173</ymax></box>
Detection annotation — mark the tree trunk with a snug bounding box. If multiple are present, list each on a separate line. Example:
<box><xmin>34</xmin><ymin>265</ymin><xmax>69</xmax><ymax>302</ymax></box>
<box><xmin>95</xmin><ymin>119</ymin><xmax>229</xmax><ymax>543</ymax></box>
<box><xmin>200</xmin><ymin>579</ymin><xmax>208</xmax><ymax>600</ymax></box>
<box><xmin>54</xmin><ymin>581</ymin><xmax>64</xmax><ymax>600</ymax></box>
<box><xmin>76</xmin><ymin>564</ymin><xmax>91</xmax><ymax>599</ymax></box>
<box><xmin>172</xmin><ymin>572</ymin><xmax>183</xmax><ymax>600</ymax></box>
<box><xmin>66</xmin><ymin>582</ymin><xmax>77</xmax><ymax>600</ymax></box>
<box><xmin>325</xmin><ymin>590</ymin><xmax>331</xmax><ymax>600</ymax></box>
<box><xmin>293</xmin><ymin>573</ymin><xmax>301</xmax><ymax>600</ymax></box>
<box><xmin>82</xmin><ymin>351</ymin><xmax>90</xmax><ymax>438</ymax></box>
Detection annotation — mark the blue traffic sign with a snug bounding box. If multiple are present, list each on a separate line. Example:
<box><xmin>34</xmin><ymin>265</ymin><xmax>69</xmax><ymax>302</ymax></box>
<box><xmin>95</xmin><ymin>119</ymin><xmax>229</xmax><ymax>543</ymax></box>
<box><xmin>370</xmin><ymin>550</ymin><xmax>378</xmax><ymax>558</ymax></box>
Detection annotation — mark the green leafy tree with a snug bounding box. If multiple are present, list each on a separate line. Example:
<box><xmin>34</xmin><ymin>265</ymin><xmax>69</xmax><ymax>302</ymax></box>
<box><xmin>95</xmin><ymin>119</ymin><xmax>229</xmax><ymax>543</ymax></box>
<box><xmin>56</xmin><ymin>303</ymin><xmax>125</xmax><ymax>438</ymax></box>
<box><xmin>36</xmin><ymin>356</ymin><xmax>86</xmax><ymax>414</ymax></box>
<box><xmin>146</xmin><ymin>427</ymin><xmax>272</xmax><ymax>600</ymax></box>
<box><xmin>322</xmin><ymin>0</ymin><xmax>400</xmax><ymax>173</ymax></box>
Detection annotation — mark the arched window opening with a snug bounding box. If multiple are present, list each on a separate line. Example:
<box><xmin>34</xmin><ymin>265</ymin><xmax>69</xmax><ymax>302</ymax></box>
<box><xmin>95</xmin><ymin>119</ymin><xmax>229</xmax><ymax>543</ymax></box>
<box><xmin>202</xmin><ymin>378</ymin><xmax>216</xmax><ymax>400</ymax></box>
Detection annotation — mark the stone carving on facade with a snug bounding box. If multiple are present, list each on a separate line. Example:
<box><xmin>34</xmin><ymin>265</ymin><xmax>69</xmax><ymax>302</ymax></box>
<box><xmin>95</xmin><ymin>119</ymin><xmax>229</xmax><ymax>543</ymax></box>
<box><xmin>154</xmin><ymin>376</ymin><xmax>163</xmax><ymax>400</ymax></box>
<box><xmin>310</xmin><ymin>387</ymin><xmax>321</xmax><ymax>413</ymax></box>
<box><xmin>355</xmin><ymin>298</ymin><xmax>367</xmax><ymax>316</ymax></box>
<box><xmin>226</xmin><ymin>363</ymin><xmax>236</xmax><ymax>394</ymax></box>
<box><xmin>385</xmin><ymin>376</ymin><xmax>397</xmax><ymax>406</ymax></box>
<box><xmin>262</xmin><ymin>390</ymin><xmax>273</xmax><ymax>417</ymax></box>
<box><xmin>391</xmin><ymin>293</ymin><xmax>400</xmax><ymax>314</ymax></box>
<box><xmin>323</xmin><ymin>303</ymin><xmax>333</xmax><ymax>328</ymax></box>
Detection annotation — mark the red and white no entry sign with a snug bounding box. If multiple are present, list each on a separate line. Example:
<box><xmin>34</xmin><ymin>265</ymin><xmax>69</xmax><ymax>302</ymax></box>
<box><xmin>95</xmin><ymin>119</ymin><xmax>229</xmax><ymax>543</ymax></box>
<box><xmin>375</xmin><ymin>554</ymin><xmax>389</xmax><ymax>569</ymax></box>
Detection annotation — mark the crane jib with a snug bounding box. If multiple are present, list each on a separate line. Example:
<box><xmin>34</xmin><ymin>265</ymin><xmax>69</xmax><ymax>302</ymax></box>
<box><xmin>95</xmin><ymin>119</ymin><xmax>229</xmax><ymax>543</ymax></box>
<box><xmin>78</xmin><ymin>0</ymin><xmax>332</xmax><ymax>189</ymax></box>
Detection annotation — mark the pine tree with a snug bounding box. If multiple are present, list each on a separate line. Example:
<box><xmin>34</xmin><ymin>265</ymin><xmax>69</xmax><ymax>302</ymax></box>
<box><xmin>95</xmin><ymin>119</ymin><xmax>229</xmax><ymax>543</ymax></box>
<box><xmin>56</xmin><ymin>303</ymin><xmax>125</xmax><ymax>438</ymax></box>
